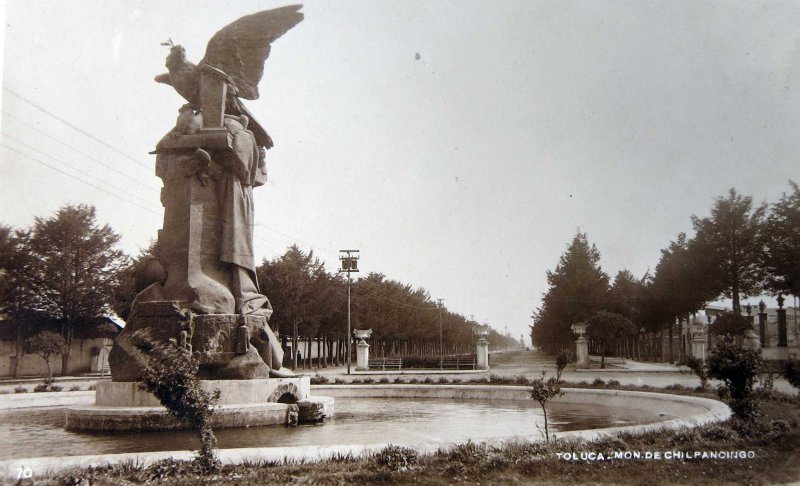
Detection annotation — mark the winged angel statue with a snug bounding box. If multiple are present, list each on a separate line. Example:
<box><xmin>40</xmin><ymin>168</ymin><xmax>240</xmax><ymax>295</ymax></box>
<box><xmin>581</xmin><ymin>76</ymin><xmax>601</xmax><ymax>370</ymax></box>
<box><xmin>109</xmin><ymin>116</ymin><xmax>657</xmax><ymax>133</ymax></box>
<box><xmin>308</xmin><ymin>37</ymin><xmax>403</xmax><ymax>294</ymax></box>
<box><xmin>113</xmin><ymin>6</ymin><xmax>304</xmax><ymax>380</ymax></box>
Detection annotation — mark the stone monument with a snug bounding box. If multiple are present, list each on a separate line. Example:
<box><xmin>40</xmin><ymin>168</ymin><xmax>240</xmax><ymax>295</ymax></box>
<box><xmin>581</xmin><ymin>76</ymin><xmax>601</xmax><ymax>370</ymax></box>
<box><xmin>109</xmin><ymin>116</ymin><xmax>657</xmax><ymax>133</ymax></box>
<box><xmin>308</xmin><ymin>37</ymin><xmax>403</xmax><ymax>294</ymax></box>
<box><xmin>354</xmin><ymin>329</ymin><xmax>372</xmax><ymax>371</ymax></box>
<box><xmin>68</xmin><ymin>6</ymin><xmax>334</xmax><ymax>431</ymax></box>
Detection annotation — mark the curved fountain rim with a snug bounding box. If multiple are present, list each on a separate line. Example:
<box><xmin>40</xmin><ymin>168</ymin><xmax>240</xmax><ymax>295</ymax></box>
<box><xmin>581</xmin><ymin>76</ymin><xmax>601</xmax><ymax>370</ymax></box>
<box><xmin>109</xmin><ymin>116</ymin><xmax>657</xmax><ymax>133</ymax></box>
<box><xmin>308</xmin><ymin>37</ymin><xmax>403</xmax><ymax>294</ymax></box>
<box><xmin>0</xmin><ymin>385</ymin><xmax>731</xmax><ymax>480</ymax></box>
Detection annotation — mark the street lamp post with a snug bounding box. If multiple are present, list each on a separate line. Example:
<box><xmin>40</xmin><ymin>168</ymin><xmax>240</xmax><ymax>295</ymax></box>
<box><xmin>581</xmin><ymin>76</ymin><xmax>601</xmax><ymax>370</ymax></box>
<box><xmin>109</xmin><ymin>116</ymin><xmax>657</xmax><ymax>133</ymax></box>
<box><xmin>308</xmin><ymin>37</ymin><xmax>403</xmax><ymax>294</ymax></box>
<box><xmin>339</xmin><ymin>250</ymin><xmax>359</xmax><ymax>375</ymax></box>
<box><xmin>437</xmin><ymin>298</ymin><xmax>444</xmax><ymax>360</ymax></box>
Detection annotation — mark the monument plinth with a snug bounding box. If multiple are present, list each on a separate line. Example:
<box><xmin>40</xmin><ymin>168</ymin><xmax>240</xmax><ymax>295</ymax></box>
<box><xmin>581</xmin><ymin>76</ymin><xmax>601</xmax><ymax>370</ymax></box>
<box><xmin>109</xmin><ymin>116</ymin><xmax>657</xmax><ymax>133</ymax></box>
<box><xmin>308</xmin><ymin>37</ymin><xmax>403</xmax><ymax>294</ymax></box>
<box><xmin>68</xmin><ymin>6</ymin><xmax>333</xmax><ymax>432</ymax></box>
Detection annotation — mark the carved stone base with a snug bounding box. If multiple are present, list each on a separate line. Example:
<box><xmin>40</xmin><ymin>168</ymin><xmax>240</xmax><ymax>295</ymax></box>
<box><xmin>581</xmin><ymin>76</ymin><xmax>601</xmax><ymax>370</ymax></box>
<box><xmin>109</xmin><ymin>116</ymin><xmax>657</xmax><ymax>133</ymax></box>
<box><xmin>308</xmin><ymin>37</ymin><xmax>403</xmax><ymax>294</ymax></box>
<box><xmin>109</xmin><ymin>301</ymin><xmax>277</xmax><ymax>381</ymax></box>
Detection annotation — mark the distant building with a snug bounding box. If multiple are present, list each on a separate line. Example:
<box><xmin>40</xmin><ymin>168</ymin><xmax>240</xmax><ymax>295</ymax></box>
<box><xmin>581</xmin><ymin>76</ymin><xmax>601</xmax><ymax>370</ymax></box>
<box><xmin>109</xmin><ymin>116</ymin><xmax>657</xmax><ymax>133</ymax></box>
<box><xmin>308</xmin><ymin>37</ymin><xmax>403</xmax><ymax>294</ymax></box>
<box><xmin>0</xmin><ymin>316</ymin><xmax>122</xmax><ymax>378</ymax></box>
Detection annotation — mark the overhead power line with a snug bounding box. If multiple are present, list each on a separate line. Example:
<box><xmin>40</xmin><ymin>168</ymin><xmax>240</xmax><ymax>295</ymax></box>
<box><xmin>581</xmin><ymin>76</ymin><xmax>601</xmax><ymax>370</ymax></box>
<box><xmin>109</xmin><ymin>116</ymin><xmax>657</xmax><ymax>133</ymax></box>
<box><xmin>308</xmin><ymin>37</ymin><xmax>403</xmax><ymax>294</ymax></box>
<box><xmin>2</xmin><ymin>110</ymin><xmax>159</xmax><ymax>193</ymax></box>
<box><xmin>3</xmin><ymin>133</ymin><xmax>159</xmax><ymax>210</ymax></box>
<box><xmin>3</xmin><ymin>87</ymin><xmax>152</xmax><ymax>170</ymax></box>
<box><xmin>1</xmin><ymin>143</ymin><xmax>160</xmax><ymax>215</ymax></box>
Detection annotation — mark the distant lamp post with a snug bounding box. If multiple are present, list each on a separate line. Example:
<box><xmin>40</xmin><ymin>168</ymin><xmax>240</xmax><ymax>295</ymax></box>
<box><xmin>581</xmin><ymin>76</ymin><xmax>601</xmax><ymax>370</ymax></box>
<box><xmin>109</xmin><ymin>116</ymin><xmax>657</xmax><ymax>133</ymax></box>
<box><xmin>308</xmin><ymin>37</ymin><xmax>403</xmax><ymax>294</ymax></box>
<box><xmin>339</xmin><ymin>249</ymin><xmax>360</xmax><ymax>375</ymax></box>
<box><xmin>437</xmin><ymin>299</ymin><xmax>444</xmax><ymax>359</ymax></box>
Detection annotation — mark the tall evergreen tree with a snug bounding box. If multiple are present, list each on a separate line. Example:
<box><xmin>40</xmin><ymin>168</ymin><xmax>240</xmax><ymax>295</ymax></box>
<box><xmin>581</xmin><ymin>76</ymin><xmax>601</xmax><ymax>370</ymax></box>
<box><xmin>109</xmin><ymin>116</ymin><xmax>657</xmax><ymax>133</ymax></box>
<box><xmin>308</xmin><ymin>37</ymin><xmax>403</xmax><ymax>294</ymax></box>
<box><xmin>531</xmin><ymin>232</ymin><xmax>609</xmax><ymax>354</ymax></box>
<box><xmin>257</xmin><ymin>245</ymin><xmax>337</xmax><ymax>367</ymax></box>
<box><xmin>761</xmin><ymin>181</ymin><xmax>800</xmax><ymax>299</ymax></box>
<box><xmin>9</xmin><ymin>205</ymin><xmax>128</xmax><ymax>374</ymax></box>
<box><xmin>606</xmin><ymin>269</ymin><xmax>644</xmax><ymax>321</ymax></box>
<box><xmin>690</xmin><ymin>188</ymin><xmax>767</xmax><ymax>313</ymax></box>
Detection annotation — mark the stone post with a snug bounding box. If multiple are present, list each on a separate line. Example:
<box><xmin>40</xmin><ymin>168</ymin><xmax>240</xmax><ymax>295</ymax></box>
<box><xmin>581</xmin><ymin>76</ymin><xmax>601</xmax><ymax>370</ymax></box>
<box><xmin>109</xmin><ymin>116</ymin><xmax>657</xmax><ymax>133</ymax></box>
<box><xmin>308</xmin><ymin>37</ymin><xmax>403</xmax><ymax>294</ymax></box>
<box><xmin>758</xmin><ymin>300</ymin><xmax>768</xmax><ymax>347</ymax></box>
<box><xmin>691</xmin><ymin>331</ymin><xmax>707</xmax><ymax>360</ymax></box>
<box><xmin>355</xmin><ymin>339</ymin><xmax>370</xmax><ymax>371</ymax></box>
<box><xmin>778</xmin><ymin>294</ymin><xmax>788</xmax><ymax>347</ymax></box>
<box><xmin>476</xmin><ymin>335</ymin><xmax>489</xmax><ymax>370</ymax></box>
<box><xmin>571</xmin><ymin>322</ymin><xmax>589</xmax><ymax>368</ymax></box>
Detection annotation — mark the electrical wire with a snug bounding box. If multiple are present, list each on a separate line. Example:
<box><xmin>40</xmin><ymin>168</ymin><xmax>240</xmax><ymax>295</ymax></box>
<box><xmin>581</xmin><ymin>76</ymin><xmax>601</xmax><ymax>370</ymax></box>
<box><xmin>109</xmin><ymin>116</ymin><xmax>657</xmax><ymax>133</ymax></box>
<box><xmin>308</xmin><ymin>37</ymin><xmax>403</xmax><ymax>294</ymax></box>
<box><xmin>2</xmin><ymin>110</ymin><xmax>159</xmax><ymax>193</ymax></box>
<box><xmin>3</xmin><ymin>87</ymin><xmax>152</xmax><ymax>170</ymax></box>
<box><xmin>2</xmin><ymin>133</ymin><xmax>159</xmax><ymax>210</ymax></box>
<box><xmin>1</xmin><ymin>143</ymin><xmax>161</xmax><ymax>215</ymax></box>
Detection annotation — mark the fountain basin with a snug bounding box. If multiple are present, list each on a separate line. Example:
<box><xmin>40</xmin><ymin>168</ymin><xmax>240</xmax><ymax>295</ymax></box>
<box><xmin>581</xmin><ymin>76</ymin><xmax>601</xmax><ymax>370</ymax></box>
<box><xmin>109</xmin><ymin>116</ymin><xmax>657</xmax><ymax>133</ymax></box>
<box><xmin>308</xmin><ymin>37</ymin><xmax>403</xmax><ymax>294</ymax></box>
<box><xmin>0</xmin><ymin>385</ymin><xmax>730</xmax><ymax>480</ymax></box>
<box><xmin>65</xmin><ymin>377</ymin><xmax>335</xmax><ymax>431</ymax></box>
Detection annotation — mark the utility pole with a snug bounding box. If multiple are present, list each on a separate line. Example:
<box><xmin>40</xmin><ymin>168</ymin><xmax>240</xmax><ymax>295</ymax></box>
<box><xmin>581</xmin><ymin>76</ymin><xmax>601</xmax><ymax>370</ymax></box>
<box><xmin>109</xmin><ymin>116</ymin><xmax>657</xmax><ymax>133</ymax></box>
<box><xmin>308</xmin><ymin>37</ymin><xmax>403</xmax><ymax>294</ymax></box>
<box><xmin>339</xmin><ymin>249</ymin><xmax>359</xmax><ymax>375</ymax></box>
<box><xmin>437</xmin><ymin>298</ymin><xmax>444</xmax><ymax>363</ymax></box>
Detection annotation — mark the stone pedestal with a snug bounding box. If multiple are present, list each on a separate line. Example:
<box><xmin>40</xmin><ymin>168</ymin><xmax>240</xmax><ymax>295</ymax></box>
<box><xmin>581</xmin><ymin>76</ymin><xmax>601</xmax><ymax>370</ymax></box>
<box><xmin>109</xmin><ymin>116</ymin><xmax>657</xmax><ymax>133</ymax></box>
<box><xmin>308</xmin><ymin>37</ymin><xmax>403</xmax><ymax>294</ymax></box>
<box><xmin>575</xmin><ymin>335</ymin><xmax>589</xmax><ymax>368</ymax></box>
<box><xmin>109</xmin><ymin>302</ymin><xmax>281</xmax><ymax>382</ymax></box>
<box><xmin>691</xmin><ymin>333</ymin><xmax>707</xmax><ymax>360</ymax></box>
<box><xmin>778</xmin><ymin>308</ymin><xmax>788</xmax><ymax>347</ymax></box>
<box><xmin>355</xmin><ymin>340</ymin><xmax>370</xmax><ymax>371</ymax></box>
<box><xmin>65</xmin><ymin>377</ymin><xmax>335</xmax><ymax>431</ymax></box>
<box><xmin>476</xmin><ymin>338</ymin><xmax>489</xmax><ymax>370</ymax></box>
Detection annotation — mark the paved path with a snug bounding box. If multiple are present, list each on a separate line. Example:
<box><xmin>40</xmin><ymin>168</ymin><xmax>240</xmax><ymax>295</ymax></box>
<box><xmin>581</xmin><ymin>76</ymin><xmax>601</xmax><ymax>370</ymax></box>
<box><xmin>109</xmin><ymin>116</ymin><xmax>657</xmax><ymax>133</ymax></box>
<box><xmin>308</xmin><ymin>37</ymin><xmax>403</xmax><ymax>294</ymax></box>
<box><xmin>2</xmin><ymin>349</ymin><xmax>795</xmax><ymax>394</ymax></box>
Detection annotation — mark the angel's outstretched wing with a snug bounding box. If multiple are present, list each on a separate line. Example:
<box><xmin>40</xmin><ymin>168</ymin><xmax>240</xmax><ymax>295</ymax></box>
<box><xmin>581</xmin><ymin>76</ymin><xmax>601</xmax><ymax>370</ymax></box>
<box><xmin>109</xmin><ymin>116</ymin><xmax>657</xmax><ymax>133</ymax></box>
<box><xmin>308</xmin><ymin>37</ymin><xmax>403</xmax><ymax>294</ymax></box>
<box><xmin>200</xmin><ymin>5</ymin><xmax>304</xmax><ymax>100</ymax></box>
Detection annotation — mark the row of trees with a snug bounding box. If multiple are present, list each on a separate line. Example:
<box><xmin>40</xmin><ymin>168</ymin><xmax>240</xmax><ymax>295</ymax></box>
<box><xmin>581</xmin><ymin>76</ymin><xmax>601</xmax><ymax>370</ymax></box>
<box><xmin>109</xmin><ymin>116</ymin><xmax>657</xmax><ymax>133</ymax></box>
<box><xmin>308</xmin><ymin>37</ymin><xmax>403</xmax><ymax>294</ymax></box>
<box><xmin>531</xmin><ymin>182</ymin><xmax>800</xmax><ymax>359</ymax></box>
<box><xmin>1</xmin><ymin>205</ymin><xmax>518</xmax><ymax>375</ymax></box>
<box><xmin>257</xmin><ymin>245</ymin><xmax>518</xmax><ymax>369</ymax></box>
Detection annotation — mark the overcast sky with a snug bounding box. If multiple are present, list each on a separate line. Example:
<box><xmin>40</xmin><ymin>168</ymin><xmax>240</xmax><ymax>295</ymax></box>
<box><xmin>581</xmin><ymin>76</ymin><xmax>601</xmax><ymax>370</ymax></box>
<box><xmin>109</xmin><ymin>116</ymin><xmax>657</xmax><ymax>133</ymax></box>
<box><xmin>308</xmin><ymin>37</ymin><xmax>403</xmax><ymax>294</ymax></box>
<box><xmin>1</xmin><ymin>1</ymin><xmax>798</xmax><ymax>343</ymax></box>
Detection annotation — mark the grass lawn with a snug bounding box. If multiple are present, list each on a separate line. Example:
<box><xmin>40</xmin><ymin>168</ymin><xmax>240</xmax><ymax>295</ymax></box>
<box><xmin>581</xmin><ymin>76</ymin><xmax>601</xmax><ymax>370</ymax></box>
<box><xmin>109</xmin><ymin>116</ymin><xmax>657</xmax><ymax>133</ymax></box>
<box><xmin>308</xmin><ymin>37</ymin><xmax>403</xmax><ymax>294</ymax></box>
<box><xmin>38</xmin><ymin>383</ymin><xmax>800</xmax><ymax>486</ymax></box>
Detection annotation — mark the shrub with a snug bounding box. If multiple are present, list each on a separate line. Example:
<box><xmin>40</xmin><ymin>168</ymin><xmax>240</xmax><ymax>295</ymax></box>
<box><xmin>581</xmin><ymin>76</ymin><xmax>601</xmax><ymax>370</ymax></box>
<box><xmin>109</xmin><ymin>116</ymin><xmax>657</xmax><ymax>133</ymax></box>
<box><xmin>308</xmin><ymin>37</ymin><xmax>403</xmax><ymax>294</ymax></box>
<box><xmin>88</xmin><ymin>384</ymin><xmax>96</xmax><ymax>391</ymax></box>
<box><xmin>334</xmin><ymin>378</ymin><xmax>346</xmax><ymax>385</ymax></box>
<box><xmin>49</xmin><ymin>385</ymin><xmax>63</xmax><ymax>392</ymax></box>
<box><xmin>14</xmin><ymin>386</ymin><xmax>27</xmax><ymax>394</ymax></box>
<box><xmin>530</xmin><ymin>371</ymin><xmax>563</xmax><ymax>443</ymax></box>
<box><xmin>685</xmin><ymin>356</ymin><xmax>709</xmax><ymax>389</ymax></box>
<box><xmin>448</xmin><ymin>440</ymin><xmax>489</xmax><ymax>465</ymax></box>
<box><xmin>700</xmin><ymin>424</ymin><xmax>739</xmax><ymax>444</ymax></box>
<box><xmin>422</xmin><ymin>377</ymin><xmax>433</xmax><ymax>384</ymax></box>
<box><xmin>555</xmin><ymin>352</ymin><xmax>569</xmax><ymax>380</ymax></box>
<box><xmin>70</xmin><ymin>385</ymin><xmax>81</xmax><ymax>392</ymax></box>
<box><xmin>709</xmin><ymin>312</ymin><xmax>751</xmax><ymax>342</ymax></box>
<box><xmin>592</xmin><ymin>378</ymin><xmax>606</xmax><ymax>386</ymax></box>
<box><xmin>33</xmin><ymin>384</ymin><xmax>49</xmax><ymax>392</ymax></box>
<box><xmin>362</xmin><ymin>378</ymin><xmax>375</xmax><ymax>384</ymax></box>
<box><xmin>310</xmin><ymin>374</ymin><xmax>329</xmax><ymax>385</ymax></box>
<box><xmin>707</xmin><ymin>342</ymin><xmax>762</xmax><ymax>421</ymax></box>
<box><xmin>24</xmin><ymin>330</ymin><xmax>68</xmax><ymax>383</ymax></box>
<box><xmin>607</xmin><ymin>379</ymin><xmax>621</xmax><ymax>387</ymax></box>
<box><xmin>408</xmin><ymin>378</ymin><xmax>419</xmax><ymax>384</ymax></box>
<box><xmin>708</xmin><ymin>342</ymin><xmax>762</xmax><ymax>399</ymax></box>
<box><xmin>379</xmin><ymin>377</ymin><xmax>390</xmax><ymax>384</ymax></box>
<box><xmin>784</xmin><ymin>360</ymin><xmax>800</xmax><ymax>391</ymax></box>
<box><xmin>139</xmin><ymin>342</ymin><xmax>221</xmax><ymax>472</ymax></box>
<box><xmin>350</xmin><ymin>379</ymin><xmax>363</xmax><ymax>384</ymax></box>
<box><xmin>373</xmin><ymin>445</ymin><xmax>418</xmax><ymax>471</ymax></box>
<box><xmin>451</xmin><ymin>378</ymin><xmax>462</xmax><ymax>384</ymax></box>
<box><xmin>437</xmin><ymin>377</ymin><xmax>448</xmax><ymax>384</ymax></box>
<box><xmin>392</xmin><ymin>377</ymin><xmax>405</xmax><ymax>384</ymax></box>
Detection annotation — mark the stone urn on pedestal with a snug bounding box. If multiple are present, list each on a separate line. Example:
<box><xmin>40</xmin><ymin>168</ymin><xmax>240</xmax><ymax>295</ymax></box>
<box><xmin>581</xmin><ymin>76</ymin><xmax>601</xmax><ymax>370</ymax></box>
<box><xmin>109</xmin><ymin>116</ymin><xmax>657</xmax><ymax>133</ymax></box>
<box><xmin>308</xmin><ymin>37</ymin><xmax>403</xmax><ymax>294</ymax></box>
<box><xmin>354</xmin><ymin>329</ymin><xmax>372</xmax><ymax>371</ymax></box>
<box><xmin>572</xmin><ymin>322</ymin><xmax>589</xmax><ymax>368</ymax></box>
